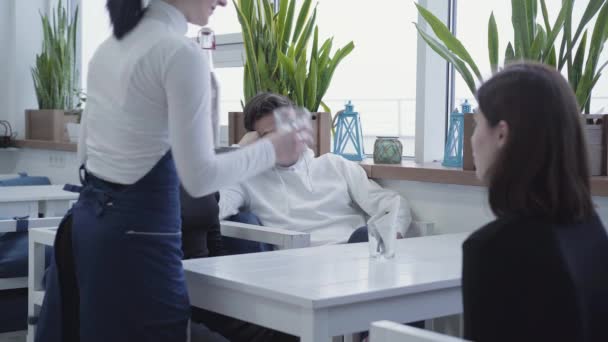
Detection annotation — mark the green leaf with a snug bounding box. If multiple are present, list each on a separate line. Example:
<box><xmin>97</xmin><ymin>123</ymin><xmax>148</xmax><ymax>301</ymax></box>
<box><xmin>546</xmin><ymin>45</ymin><xmax>557</xmax><ymax>67</ymax></box>
<box><xmin>278</xmin><ymin>50</ymin><xmax>296</xmax><ymax>80</ymax></box>
<box><xmin>505</xmin><ymin>42</ymin><xmax>516</xmax><ymax>65</ymax></box>
<box><xmin>292</xmin><ymin>0</ymin><xmax>312</xmax><ymax>43</ymax></box>
<box><xmin>530</xmin><ymin>25</ymin><xmax>546</xmax><ymax>60</ymax></box>
<box><xmin>234</xmin><ymin>0</ymin><xmax>262</xmax><ymax>98</ymax></box>
<box><xmin>572</xmin><ymin>0</ymin><xmax>605</xmax><ymax>48</ymax></box>
<box><xmin>572</xmin><ymin>30</ymin><xmax>588</xmax><ymax>90</ymax></box>
<box><xmin>542</xmin><ymin>2</ymin><xmax>567</xmax><ymax>62</ymax></box>
<box><xmin>305</xmin><ymin>57</ymin><xmax>318</xmax><ymax>110</ymax></box>
<box><xmin>488</xmin><ymin>12</ymin><xmax>499</xmax><ymax>74</ymax></box>
<box><xmin>277</xmin><ymin>0</ymin><xmax>290</xmax><ymax>50</ymax></box>
<box><xmin>540</xmin><ymin>0</ymin><xmax>552</xmax><ymax>35</ymax></box>
<box><xmin>284</xmin><ymin>0</ymin><xmax>297</xmax><ymax>48</ymax></box>
<box><xmin>294</xmin><ymin>53</ymin><xmax>307</xmax><ymax>106</ymax></box>
<box><xmin>512</xmin><ymin>0</ymin><xmax>531</xmax><ymax>58</ymax></box>
<box><xmin>525</xmin><ymin>0</ymin><xmax>538</xmax><ymax>40</ymax></box>
<box><xmin>558</xmin><ymin>0</ymin><xmax>574</xmax><ymax>71</ymax></box>
<box><xmin>415</xmin><ymin>3</ymin><xmax>483</xmax><ymax>81</ymax></box>
<box><xmin>414</xmin><ymin>22</ymin><xmax>477</xmax><ymax>96</ymax></box>
<box><xmin>294</xmin><ymin>6</ymin><xmax>317</xmax><ymax>61</ymax></box>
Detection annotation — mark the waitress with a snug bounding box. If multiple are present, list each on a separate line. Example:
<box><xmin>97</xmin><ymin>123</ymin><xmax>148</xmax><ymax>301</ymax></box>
<box><xmin>34</xmin><ymin>0</ymin><xmax>311</xmax><ymax>341</ymax></box>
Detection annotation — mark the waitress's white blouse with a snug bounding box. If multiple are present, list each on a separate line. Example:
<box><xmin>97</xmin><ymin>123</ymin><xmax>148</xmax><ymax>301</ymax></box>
<box><xmin>78</xmin><ymin>0</ymin><xmax>275</xmax><ymax>196</ymax></box>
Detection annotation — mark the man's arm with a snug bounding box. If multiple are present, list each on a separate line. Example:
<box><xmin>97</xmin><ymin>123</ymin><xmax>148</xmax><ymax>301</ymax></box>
<box><xmin>339</xmin><ymin>158</ymin><xmax>412</xmax><ymax>237</ymax></box>
<box><xmin>218</xmin><ymin>185</ymin><xmax>248</xmax><ymax>220</ymax></box>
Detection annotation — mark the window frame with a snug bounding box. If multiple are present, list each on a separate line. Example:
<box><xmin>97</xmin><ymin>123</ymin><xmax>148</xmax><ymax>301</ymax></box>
<box><xmin>73</xmin><ymin>0</ymin><xmax>455</xmax><ymax>160</ymax></box>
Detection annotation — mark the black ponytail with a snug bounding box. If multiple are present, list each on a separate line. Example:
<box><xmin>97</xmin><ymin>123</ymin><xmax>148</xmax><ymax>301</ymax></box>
<box><xmin>106</xmin><ymin>0</ymin><xmax>147</xmax><ymax>40</ymax></box>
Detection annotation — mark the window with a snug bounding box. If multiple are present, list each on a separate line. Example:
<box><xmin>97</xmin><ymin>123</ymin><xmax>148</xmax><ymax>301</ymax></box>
<box><xmin>78</xmin><ymin>0</ymin><xmax>245</xmax><ymax>125</ymax></box>
<box><xmin>454</xmin><ymin>0</ymin><xmax>608</xmax><ymax>113</ymax></box>
<box><xmin>185</xmin><ymin>2</ymin><xmax>245</xmax><ymax>125</ymax></box>
<box><xmin>294</xmin><ymin>0</ymin><xmax>419</xmax><ymax>156</ymax></box>
<box><xmin>80</xmin><ymin>0</ymin><xmax>112</xmax><ymax>89</ymax></box>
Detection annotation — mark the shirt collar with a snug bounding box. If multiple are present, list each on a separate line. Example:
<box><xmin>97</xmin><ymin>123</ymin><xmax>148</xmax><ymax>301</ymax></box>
<box><xmin>146</xmin><ymin>0</ymin><xmax>188</xmax><ymax>35</ymax></box>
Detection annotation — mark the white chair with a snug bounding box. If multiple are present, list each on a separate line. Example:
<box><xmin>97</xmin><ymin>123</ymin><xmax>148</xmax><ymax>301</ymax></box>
<box><xmin>0</xmin><ymin>217</ymin><xmax>63</xmax><ymax>291</ymax></box>
<box><xmin>220</xmin><ymin>220</ymin><xmax>311</xmax><ymax>249</ymax></box>
<box><xmin>370</xmin><ymin>321</ymin><xmax>468</xmax><ymax>342</ymax></box>
<box><xmin>0</xmin><ymin>217</ymin><xmax>62</xmax><ymax>340</ymax></box>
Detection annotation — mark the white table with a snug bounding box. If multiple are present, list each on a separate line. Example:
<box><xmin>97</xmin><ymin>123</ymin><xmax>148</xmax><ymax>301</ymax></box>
<box><xmin>0</xmin><ymin>185</ymin><xmax>78</xmax><ymax>218</ymax></box>
<box><xmin>184</xmin><ymin>233</ymin><xmax>469</xmax><ymax>342</ymax></box>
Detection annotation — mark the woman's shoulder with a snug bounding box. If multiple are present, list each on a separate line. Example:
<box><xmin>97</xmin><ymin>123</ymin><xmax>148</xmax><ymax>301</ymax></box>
<box><xmin>464</xmin><ymin>215</ymin><xmax>546</xmax><ymax>251</ymax></box>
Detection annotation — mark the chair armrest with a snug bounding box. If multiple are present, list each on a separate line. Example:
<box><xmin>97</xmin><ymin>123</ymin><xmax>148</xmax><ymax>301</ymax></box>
<box><xmin>406</xmin><ymin>221</ymin><xmax>435</xmax><ymax>238</ymax></box>
<box><xmin>0</xmin><ymin>217</ymin><xmax>63</xmax><ymax>233</ymax></box>
<box><xmin>0</xmin><ymin>277</ymin><xmax>27</xmax><ymax>291</ymax></box>
<box><xmin>220</xmin><ymin>221</ymin><xmax>311</xmax><ymax>249</ymax></box>
<box><xmin>370</xmin><ymin>321</ymin><xmax>467</xmax><ymax>342</ymax></box>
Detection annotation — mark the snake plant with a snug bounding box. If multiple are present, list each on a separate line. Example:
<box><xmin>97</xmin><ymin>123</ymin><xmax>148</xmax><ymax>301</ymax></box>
<box><xmin>31</xmin><ymin>0</ymin><xmax>79</xmax><ymax>110</ymax></box>
<box><xmin>234</xmin><ymin>0</ymin><xmax>354</xmax><ymax>112</ymax></box>
<box><xmin>414</xmin><ymin>0</ymin><xmax>608</xmax><ymax>113</ymax></box>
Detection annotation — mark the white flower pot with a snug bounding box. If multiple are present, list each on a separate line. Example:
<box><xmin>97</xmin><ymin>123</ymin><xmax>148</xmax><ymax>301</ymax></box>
<box><xmin>66</xmin><ymin>122</ymin><xmax>80</xmax><ymax>143</ymax></box>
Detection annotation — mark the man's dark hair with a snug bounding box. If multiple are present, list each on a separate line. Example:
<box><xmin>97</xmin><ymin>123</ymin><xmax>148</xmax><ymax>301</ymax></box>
<box><xmin>243</xmin><ymin>92</ymin><xmax>293</xmax><ymax>131</ymax></box>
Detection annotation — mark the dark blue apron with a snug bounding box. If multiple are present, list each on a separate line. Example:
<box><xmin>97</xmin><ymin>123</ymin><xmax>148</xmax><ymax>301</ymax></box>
<box><xmin>35</xmin><ymin>151</ymin><xmax>190</xmax><ymax>342</ymax></box>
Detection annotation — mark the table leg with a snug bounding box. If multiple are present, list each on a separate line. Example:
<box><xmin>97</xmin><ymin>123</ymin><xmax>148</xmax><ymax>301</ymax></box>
<box><xmin>300</xmin><ymin>309</ymin><xmax>332</xmax><ymax>342</ymax></box>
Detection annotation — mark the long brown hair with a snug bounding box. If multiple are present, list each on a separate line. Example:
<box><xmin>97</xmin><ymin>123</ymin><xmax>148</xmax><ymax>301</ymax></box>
<box><xmin>476</xmin><ymin>63</ymin><xmax>593</xmax><ymax>222</ymax></box>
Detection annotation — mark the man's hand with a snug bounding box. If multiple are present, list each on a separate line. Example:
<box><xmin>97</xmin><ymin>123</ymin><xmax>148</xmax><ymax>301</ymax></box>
<box><xmin>238</xmin><ymin>131</ymin><xmax>260</xmax><ymax>146</ymax></box>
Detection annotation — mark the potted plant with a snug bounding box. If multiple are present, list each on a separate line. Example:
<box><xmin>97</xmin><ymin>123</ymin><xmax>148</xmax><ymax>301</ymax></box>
<box><xmin>26</xmin><ymin>0</ymin><xmax>79</xmax><ymax>142</ymax></box>
<box><xmin>233</xmin><ymin>0</ymin><xmax>354</xmax><ymax>118</ymax></box>
<box><xmin>414</xmin><ymin>0</ymin><xmax>608</xmax><ymax>174</ymax></box>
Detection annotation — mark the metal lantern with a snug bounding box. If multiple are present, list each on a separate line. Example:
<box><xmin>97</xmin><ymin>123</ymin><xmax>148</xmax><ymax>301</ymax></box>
<box><xmin>442</xmin><ymin>108</ymin><xmax>465</xmax><ymax>168</ymax></box>
<box><xmin>461</xmin><ymin>99</ymin><xmax>472</xmax><ymax>114</ymax></box>
<box><xmin>333</xmin><ymin>101</ymin><xmax>365</xmax><ymax>161</ymax></box>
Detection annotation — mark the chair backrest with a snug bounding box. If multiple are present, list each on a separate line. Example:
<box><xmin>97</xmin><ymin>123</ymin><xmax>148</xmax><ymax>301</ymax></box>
<box><xmin>0</xmin><ymin>175</ymin><xmax>51</xmax><ymax>187</ymax></box>
<box><xmin>228</xmin><ymin>111</ymin><xmax>332</xmax><ymax>156</ymax></box>
<box><xmin>370</xmin><ymin>321</ymin><xmax>468</xmax><ymax>342</ymax></box>
<box><xmin>0</xmin><ymin>217</ymin><xmax>62</xmax><ymax>291</ymax></box>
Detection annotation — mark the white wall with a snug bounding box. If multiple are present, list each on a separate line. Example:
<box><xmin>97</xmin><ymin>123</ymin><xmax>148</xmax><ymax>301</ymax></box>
<box><xmin>0</xmin><ymin>1</ymin><xmax>15</xmax><ymax>123</ymax></box>
<box><xmin>10</xmin><ymin>149</ymin><xmax>80</xmax><ymax>184</ymax></box>
<box><xmin>379</xmin><ymin>179</ymin><xmax>493</xmax><ymax>235</ymax></box>
<box><xmin>12</xmin><ymin>0</ymin><xmax>49</xmax><ymax>137</ymax></box>
<box><xmin>0</xmin><ymin>0</ymin><xmax>49</xmax><ymax>135</ymax></box>
<box><xmin>380</xmin><ymin>179</ymin><xmax>608</xmax><ymax>235</ymax></box>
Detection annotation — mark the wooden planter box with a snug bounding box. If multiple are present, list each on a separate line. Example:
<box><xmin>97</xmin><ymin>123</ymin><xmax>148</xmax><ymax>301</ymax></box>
<box><xmin>583</xmin><ymin>114</ymin><xmax>608</xmax><ymax>176</ymax></box>
<box><xmin>463</xmin><ymin>114</ymin><xmax>475</xmax><ymax>171</ymax></box>
<box><xmin>25</xmin><ymin>109</ymin><xmax>79</xmax><ymax>142</ymax></box>
<box><xmin>463</xmin><ymin>113</ymin><xmax>608</xmax><ymax>176</ymax></box>
<box><xmin>228</xmin><ymin>111</ymin><xmax>332</xmax><ymax>156</ymax></box>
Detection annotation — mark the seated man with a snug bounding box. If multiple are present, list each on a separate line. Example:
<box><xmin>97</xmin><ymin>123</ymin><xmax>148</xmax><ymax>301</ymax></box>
<box><xmin>220</xmin><ymin>92</ymin><xmax>412</xmax><ymax>246</ymax></box>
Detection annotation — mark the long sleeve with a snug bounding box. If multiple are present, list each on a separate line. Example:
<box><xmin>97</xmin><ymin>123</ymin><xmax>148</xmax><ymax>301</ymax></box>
<box><xmin>462</xmin><ymin>236</ymin><xmax>490</xmax><ymax>341</ymax></box>
<box><xmin>165</xmin><ymin>44</ymin><xmax>276</xmax><ymax>197</ymax></box>
<box><xmin>339</xmin><ymin>158</ymin><xmax>412</xmax><ymax>236</ymax></box>
<box><xmin>218</xmin><ymin>185</ymin><xmax>248</xmax><ymax>220</ymax></box>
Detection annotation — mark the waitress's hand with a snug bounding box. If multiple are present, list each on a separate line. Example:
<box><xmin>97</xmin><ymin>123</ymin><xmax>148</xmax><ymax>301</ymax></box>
<box><xmin>267</xmin><ymin>127</ymin><xmax>313</xmax><ymax>166</ymax></box>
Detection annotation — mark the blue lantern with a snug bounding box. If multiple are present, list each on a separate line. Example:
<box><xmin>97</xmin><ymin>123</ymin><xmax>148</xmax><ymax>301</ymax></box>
<box><xmin>461</xmin><ymin>99</ymin><xmax>472</xmax><ymax>113</ymax></box>
<box><xmin>442</xmin><ymin>108</ymin><xmax>465</xmax><ymax>168</ymax></box>
<box><xmin>333</xmin><ymin>101</ymin><xmax>365</xmax><ymax>161</ymax></box>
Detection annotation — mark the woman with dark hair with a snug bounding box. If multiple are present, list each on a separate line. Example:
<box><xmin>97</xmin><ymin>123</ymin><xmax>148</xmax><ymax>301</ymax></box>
<box><xmin>462</xmin><ymin>63</ymin><xmax>608</xmax><ymax>342</ymax></box>
<box><xmin>34</xmin><ymin>0</ymin><xmax>311</xmax><ymax>341</ymax></box>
